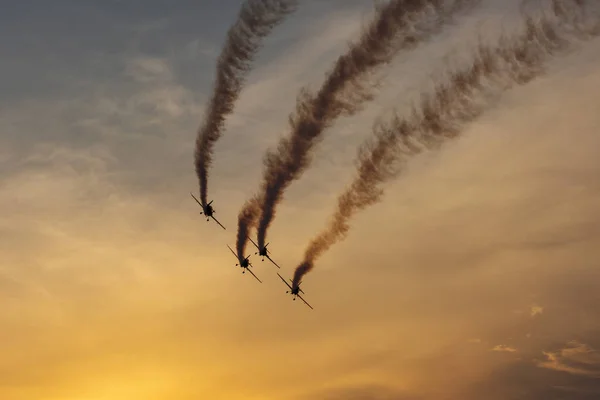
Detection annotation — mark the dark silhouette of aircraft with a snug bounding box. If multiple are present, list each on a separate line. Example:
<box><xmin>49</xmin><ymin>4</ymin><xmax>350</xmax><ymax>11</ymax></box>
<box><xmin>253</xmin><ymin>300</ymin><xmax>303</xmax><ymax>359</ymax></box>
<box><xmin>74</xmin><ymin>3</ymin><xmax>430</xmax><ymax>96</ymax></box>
<box><xmin>190</xmin><ymin>192</ymin><xmax>226</xmax><ymax>230</ymax></box>
<box><xmin>227</xmin><ymin>245</ymin><xmax>261</xmax><ymax>283</ymax></box>
<box><xmin>277</xmin><ymin>273</ymin><xmax>313</xmax><ymax>309</ymax></box>
<box><xmin>248</xmin><ymin>237</ymin><xmax>281</xmax><ymax>269</ymax></box>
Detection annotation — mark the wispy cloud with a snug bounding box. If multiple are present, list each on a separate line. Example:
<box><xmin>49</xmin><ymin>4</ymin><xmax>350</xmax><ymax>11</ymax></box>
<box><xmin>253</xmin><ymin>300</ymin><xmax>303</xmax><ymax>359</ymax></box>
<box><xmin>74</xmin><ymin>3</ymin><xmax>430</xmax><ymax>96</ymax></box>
<box><xmin>530</xmin><ymin>305</ymin><xmax>543</xmax><ymax>317</ymax></box>
<box><xmin>538</xmin><ymin>341</ymin><xmax>600</xmax><ymax>377</ymax></box>
<box><xmin>125</xmin><ymin>56</ymin><xmax>174</xmax><ymax>82</ymax></box>
<box><xmin>492</xmin><ymin>345</ymin><xmax>518</xmax><ymax>353</ymax></box>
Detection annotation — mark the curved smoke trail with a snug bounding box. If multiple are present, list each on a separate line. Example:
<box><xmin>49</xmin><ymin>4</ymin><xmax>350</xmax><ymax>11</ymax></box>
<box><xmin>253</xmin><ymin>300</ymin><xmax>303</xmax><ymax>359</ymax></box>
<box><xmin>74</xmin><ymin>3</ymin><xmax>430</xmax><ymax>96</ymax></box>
<box><xmin>237</xmin><ymin>0</ymin><xmax>481</xmax><ymax>256</ymax></box>
<box><xmin>194</xmin><ymin>0</ymin><xmax>298</xmax><ymax>206</ymax></box>
<box><xmin>293</xmin><ymin>0</ymin><xmax>599</xmax><ymax>288</ymax></box>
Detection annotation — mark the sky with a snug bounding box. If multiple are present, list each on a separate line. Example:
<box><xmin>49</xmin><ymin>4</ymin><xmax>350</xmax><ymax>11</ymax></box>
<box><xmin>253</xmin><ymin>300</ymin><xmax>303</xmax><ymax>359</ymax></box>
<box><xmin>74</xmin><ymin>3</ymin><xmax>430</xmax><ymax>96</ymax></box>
<box><xmin>1</xmin><ymin>0</ymin><xmax>599</xmax><ymax>399</ymax></box>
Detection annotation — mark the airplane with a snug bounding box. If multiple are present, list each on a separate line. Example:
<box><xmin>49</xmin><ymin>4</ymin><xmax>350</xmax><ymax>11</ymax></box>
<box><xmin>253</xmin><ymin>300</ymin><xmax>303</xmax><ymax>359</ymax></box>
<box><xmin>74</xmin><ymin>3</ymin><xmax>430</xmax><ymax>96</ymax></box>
<box><xmin>277</xmin><ymin>273</ymin><xmax>313</xmax><ymax>309</ymax></box>
<box><xmin>248</xmin><ymin>237</ymin><xmax>281</xmax><ymax>269</ymax></box>
<box><xmin>190</xmin><ymin>192</ymin><xmax>226</xmax><ymax>230</ymax></box>
<box><xmin>226</xmin><ymin>244</ymin><xmax>261</xmax><ymax>283</ymax></box>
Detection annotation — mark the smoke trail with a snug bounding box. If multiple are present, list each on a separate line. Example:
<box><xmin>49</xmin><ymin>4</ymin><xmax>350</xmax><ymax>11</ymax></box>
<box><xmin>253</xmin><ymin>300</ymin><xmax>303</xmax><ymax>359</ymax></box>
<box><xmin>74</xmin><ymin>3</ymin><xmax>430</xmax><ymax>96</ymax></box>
<box><xmin>236</xmin><ymin>196</ymin><xmax>261</xmax><ymax>260</ymax></box>
<box><xmin>238</xmin><ymin>0</ymin><xmax>481</xmax><ymax>254</ymax></box>
<box><xmin>194</xmin><ymin>0</ymin><xmax>298</xmax><ymax>206</ymax></box>
<box><xmin>293</xmin><ymin>0</ymin><xmax>599</xmax><ymax>288</ymax></box>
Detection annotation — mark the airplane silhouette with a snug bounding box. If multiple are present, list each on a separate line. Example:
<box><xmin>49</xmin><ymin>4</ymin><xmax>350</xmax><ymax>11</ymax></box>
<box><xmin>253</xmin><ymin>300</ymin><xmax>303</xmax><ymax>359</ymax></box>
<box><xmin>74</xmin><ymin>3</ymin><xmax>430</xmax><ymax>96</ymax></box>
<box><xmin>248</xmin><ymin>237</ymin><xmax>281</xmax><ymax>269</ymax></box>
<box><xmin>226</xmin><ymin>245</ymin><xmax>261</xmax><ymax>283</ymax></box>
<box><xmin>277</xmin><ymin>273</ymin><xmax>313</xmax><ymax>309</ymax></box>
<box><xmin>190</xmin><ymin>192</ymin><xmax>226</xmax><ymax>230</ymax></box>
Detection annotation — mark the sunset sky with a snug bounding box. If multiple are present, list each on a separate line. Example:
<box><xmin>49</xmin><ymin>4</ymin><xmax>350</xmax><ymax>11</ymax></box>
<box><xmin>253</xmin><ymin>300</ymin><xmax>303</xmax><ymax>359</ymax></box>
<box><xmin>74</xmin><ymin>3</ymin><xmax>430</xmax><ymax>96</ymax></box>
<box><xmin>1</xmin><ymin>0</ymin><xmax>599</xmax><ymax>399</ymax></box>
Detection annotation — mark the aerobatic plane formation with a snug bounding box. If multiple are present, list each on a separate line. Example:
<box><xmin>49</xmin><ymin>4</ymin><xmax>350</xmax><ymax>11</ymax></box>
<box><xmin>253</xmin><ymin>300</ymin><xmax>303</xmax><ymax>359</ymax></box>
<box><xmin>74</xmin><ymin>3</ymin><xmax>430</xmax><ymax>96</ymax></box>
<box><xmin>192</xmin><ymin>192</ymin><xmax>313</xmax><ymax>309</ymax></box>
<box><xmin>187</xmin><ymin>0</ymin><xmax>596</xmax><ymax>312</ymax></box>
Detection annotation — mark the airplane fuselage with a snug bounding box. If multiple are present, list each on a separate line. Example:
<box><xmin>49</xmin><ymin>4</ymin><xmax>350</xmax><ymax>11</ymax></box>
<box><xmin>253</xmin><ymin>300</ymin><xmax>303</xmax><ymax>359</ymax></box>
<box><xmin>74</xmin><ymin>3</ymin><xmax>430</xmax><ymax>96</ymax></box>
<box><xmin>203</xmin><ymin>205</ymin><xmax>214</xmax><ymax>217</ymax></box>
<box><xmin>277</xmin><ymin>273</ymin><xmax>311</xmax><ymax>308</ymax></box>
<box><xmin>289</xmin><ymin>287</ymin><xmax>302</xmax><ymax>301</ymax></box>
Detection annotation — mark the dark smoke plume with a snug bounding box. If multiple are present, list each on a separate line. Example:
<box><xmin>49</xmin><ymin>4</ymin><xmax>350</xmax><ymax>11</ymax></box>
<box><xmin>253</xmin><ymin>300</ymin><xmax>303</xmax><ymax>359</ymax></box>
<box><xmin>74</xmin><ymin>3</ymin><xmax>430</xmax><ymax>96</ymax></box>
<box><xmin>194</xmin><ymin>0</ymin><xmax>297</xmax><ymax>206</ymax></box>
<box><xmin>293</xmin><ymin>0</ymin><xmax>599</xmax><ymax>288</ymax></box>
<box><xmin>237</xmin><ymin>196</ymin><xmax>261</xmax><ymax>260</ymax></box>
<box><xmin>238</xmin><ymin>0</ymin><xmax>481</xmax><ymax>255</ymax></box>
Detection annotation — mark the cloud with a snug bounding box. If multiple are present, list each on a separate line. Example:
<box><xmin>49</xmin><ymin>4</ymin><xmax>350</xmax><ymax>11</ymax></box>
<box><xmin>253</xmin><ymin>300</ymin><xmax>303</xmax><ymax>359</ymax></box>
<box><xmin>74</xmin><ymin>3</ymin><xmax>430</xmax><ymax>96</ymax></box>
<box><xmin>531</xmin><ymin>305</ymin><xmax>544</xmax><ymax>317</ymax></box>
<box><xmin>461</xmin><ymin>355</ymin><xmax>600</xmax><ymax>400</ymax></box>
<box><xmin>538</xmin><ymin>341</ymin><xmax>600</xmax><ymax>378</ymax></box>
<box><xmin>106</xmin><ymin>55</ymin><xmax>199</xmax><ymax>120</ymax></box>
<box><xmin>125</xmin><ymin>56</ymin><xmax>174</xmax><ymax>82</ymax></box>
<box><xmin>492</xmin><ymin>345</ymin><xmax>518</xmax><ymax>353</ymax></box>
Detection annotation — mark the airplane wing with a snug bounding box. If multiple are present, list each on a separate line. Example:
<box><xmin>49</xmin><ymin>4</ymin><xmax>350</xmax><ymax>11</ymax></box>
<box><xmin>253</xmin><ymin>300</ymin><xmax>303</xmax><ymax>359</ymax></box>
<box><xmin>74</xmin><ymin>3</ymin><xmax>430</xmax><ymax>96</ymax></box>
<box><xmin>190</xmin><ymin>192</ymin><xmax>203</xmax><ymax>207</ymax></box>
<box><xmin>246</xmin><ymin>267</ymin><xmax>262</xmax><ymax>283</ymax></box>
<box><xmin>265</xmin><ymin>255</ymin><xmax>281</xmax><ymax>269</ymax></box>
<box><xmin>211</xmin><ymin>215</ymin><xmax>226</xmax><ymax>230</ymax></box>
<box><xmin>297</xmin><ymin>294</ymin><xmax>313</xmax><ymax>310</ymax></box>
<box><xmin>248</xmin><ymin>237</ymin><xmax>259</xmax><ymax>250</ymax></box>
<box><xmin>226</xmin><ymin>245</ymin><xmax>239</xmax><ymax>260</ymax></box>
<box><xmin>277</xmin><ymin>273</ymin><xmax>293</xmax><ymax>290</ymax></box>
